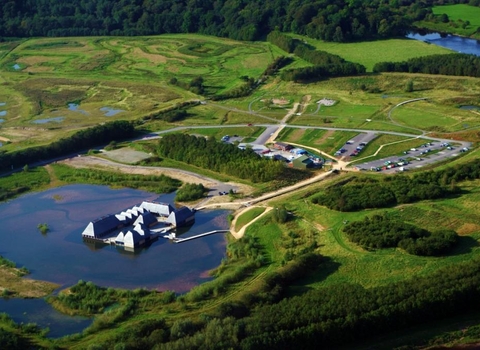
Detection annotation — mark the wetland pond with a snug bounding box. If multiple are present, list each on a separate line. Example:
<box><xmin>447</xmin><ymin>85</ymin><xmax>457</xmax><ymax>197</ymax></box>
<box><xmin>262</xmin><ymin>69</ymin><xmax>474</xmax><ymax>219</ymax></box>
<box><xmin>0</xmin><ymin>184</ymin><xmax>228</xmax><ymax>335</ymax></box>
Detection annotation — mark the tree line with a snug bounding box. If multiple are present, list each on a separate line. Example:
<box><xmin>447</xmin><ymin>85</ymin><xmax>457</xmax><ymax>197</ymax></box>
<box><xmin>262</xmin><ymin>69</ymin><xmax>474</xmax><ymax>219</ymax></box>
<box><xmin>267</xmin><ymin>31</ymin><xmax>366</xmax><ymax>82</ymax></box>
<box><xmin>343</xmin><ymin>214</ymin><xmax>458</xmax><ymax>256</ymax></box>
<box><xmin>0</xmin><ymin>120</ymin><xmax>134</xmax><ymax>173</ymax></box>
<box><xmin>1</xmin><ymin>0</ymin><xmax>473</xmax><ymax>42</ymax></box>
<box><xmin>156</xmin><ymin>134</ymin><xmax>303</xmax><ymax>183</ymax></box>
<box><xmin>313</xmin><ymin>160</ymin><xmax>480</xmax><ymax>212</ymax></box>
<box><xmin>373</xmin><ymin>53</ymin><xmax>480</xmax><ymax>78</ymax></box>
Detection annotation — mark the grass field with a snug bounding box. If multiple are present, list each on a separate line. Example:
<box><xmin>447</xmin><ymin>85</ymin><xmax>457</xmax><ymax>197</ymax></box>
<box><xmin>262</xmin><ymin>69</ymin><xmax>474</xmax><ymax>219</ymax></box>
<box><xmin>289</xmin><ymin>34</ymin><xmax>452</xmax><ymax>71</ymax></box>
<box><xmin>414</xmin><ymin>4</ymin><xmax>480</xmax><ymax>39</ymax></box>
<box><xmin>0</xmin><ymin>35</ymin><xmax>279</xmax><ymax>149</ymax></box>
<box><xmin>277</xmin><ymin>128</ymin><xmax>359</xmax><ymax>155</ymax></box>
<box><xmin>234</xmin><ymin>207</ymin><xmax>266</xmax><ymax>232</ymax></box>
<box><xmin>255</xmin><ymin>174</ymin><xmax>480</xmax><ymax>290</ymax></box>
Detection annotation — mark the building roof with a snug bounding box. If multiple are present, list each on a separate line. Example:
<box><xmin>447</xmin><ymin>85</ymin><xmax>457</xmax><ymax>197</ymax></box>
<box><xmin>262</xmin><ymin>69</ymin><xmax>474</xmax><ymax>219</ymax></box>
<box><xmin>166</xmin><ymin>206</ymin><xmax>195</xmax><ymax>226</ymax></box>
<box><xmin>82</xmin><ymin>214</ymin><xmax>121</xmax><ymax>238</ymax></box>
<box><xmin>291</xmin><ymin>155</ymin><xmax>313</xmax><ymax>168</ymax></box>
<box><xmin>133</xmin><ymin>211</ymin><xmax>157</xmax><ymax>227</ymax></box>
<box><xmin>140</xmin><ymin>201</ymin><xmax>174</xmax><ymax>216</ymax></box>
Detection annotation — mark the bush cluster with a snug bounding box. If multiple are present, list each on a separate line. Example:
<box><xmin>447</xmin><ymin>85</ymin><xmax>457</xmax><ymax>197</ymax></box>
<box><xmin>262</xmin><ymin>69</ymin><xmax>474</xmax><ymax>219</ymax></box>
<box><xmin>343</xmin><ymin>214</ymin><xmax>458</xmax><ymax>256</ymax></box>
<box><xmin>175</xmin><ymin>183</ymin><xmax>206</xmax><ymax>202</ymax></box>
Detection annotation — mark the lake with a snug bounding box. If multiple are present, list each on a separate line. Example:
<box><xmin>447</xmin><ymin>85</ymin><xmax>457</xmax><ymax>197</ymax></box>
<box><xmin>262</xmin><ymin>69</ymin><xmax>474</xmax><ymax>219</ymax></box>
<box><xmin>407</xmin><ymin>31</ymin><xmax>480</xmax><ymax>56</ymax></box>
<box><xmin>0</xmin><ymin>184</ymin><xmax>229</xmax><ymax>336</ymax></box>
<box><xmin>0</xmin><ymin>184</ymin><xmax>228</xmax><ymax>292</ymax></box>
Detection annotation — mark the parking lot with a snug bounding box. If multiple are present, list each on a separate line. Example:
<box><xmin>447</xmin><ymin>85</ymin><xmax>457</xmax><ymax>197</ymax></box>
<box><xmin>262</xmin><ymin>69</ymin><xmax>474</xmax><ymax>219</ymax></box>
<box><xmin>357</xmin><ymin>141</ymin><xmax>470</xmax><ymax>173</ymax></box>
<box><xmin>334</xmin><ymin>132</ymin><xmax>377</xmax><ymax>159</ymax></box>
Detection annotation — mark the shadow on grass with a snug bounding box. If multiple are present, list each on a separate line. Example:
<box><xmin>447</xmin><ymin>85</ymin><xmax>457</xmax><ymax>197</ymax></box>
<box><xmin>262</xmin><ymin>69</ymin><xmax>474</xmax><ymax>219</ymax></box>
<box><xmin>285</xmin><ymin>256</ymin><xmax>341</xmax><ymax>297</ymax></box>
<box><xmin>449</xmin><ymin>235</ymin><xmax>479</xmax><ymax>256</ymax></box>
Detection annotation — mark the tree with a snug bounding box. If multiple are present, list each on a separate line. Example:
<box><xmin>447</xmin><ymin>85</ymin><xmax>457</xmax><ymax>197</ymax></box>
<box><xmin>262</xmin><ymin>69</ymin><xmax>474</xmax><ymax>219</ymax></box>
<box><xmin>23</xmin><ymin>164</ymin><xmax>29</xmax><ymax>172</ymax></box>
<box><xmin>405</xmin><ymin>79</ymin><xmax>413</xmax><ymax>92</ymax></box>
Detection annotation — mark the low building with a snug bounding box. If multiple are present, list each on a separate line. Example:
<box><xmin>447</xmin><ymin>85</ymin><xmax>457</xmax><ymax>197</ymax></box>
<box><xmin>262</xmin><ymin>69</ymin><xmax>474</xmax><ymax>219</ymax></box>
<box><xmin>273</xmin><ymin>142</ymin><xmax>293</xmax><ymax>151</ymax></box>
<box><xmin>290</xmin><ymin>155</ymin><xmax>314</xmax><ymax>169</ymax></box>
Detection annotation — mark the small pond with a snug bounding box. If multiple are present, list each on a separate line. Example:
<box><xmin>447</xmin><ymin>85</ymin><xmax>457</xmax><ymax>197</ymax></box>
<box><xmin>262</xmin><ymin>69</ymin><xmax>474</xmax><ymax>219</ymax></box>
<box><xmin>459</xmin><ymin>105</ymin><xmax>479</xmax><ymax>111</ymax></box>
<box><xmin>407</xmin><ymin>31</ymin><xmax>480</xmax><ymax>56</ymax></box>
<box><xmin>68</xmin><ymin>103</ymin><xmax>88</xmax><ymax>115</ymax></box>
<box><xmin>0</xmin><ymin>118</ymin><xmax>4</xmax><ymax>123</ymax></box>
<box><xmin>13</xmin><ymin>64</ymin><xmax>21</xmax><ymax>70</ymax></box>
<box><xmin>31</xmin><ymin>117</ymin><xmax>65</xmax><ymax>124</ymax></box>
<box><xmin>0</xmin><ymin>298</ymin><xmax>91</xmax><ymax>338</ymax></box>
<box><xmin>0</xmin><ymin>102</ymin><xmax>5</xmax><ymax>106</ymax></box>
<box><xmin>0</xmin><ymin>111</ymin><xmax>7</xmax><ymax>116</ymax></box>
<box><xmin>100</xmin><ymin>107</ymin><xmax>124</xmax><ymax>117</ymax></box>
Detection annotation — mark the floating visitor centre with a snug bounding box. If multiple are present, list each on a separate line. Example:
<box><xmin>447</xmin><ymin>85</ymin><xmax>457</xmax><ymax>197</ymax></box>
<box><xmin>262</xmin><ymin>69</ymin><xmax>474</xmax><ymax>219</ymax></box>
<box><xmin>81</xmin><ymin>201</ymin><xmax>195</xmax><ymax>249</ymax></box>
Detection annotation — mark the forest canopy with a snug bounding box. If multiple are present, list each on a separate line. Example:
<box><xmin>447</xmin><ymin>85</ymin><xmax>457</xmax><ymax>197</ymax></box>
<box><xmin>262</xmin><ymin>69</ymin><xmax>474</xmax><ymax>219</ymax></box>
<box><xmin>0</xmin><ymin>0</ymin><xmax>473</xmax><ymax>42</ymax></box>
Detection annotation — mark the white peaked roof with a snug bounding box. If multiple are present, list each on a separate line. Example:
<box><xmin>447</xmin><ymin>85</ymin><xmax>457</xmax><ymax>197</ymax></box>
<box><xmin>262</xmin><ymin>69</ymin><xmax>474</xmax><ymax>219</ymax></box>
<box><xmin>140</xmin><ymin>201</ymin><xmax>174</xmax><ymax>216</ymax></box>
<box><xmin>133</xmin><ymin>212</ymin><xmax>157</xmax><ymax>227</ymax></box>
<box><xmin>115</xmin><ymin>231</ymin><xmax>125</xmax><ymax>244</ymax></box>
<box><xmin>133</xmin><ymin>223</ymin><xmax>150</xmax><ymax>238</ymax></box>
<box><xmin>124</xmin><ymin>230</ymin><xmax>145</xmax><ymax>248</ymax></box>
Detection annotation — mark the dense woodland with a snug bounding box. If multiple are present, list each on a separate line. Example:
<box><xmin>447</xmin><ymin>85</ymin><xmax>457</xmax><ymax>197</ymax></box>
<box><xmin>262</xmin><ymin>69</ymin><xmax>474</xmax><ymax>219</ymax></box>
<box><xmin>374</xmin><ymin>53</ymin><xmax>480</xmax><ymax>77</ymax></box>
<box><xmin>1</xmin><ymin>0</ymin><xmax>477</xmax><ymax>42</ymax></box>
<box><xmin>156</xmin><ymin>134</ymin><xmax>308</xmax><ymax>183</ymax></box>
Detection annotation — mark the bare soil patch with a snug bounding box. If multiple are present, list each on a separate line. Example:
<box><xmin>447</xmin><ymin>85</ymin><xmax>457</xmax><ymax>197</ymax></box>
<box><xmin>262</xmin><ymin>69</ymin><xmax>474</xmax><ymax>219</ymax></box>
<box><xmin>272</xmin><ymin>98</ymin><xmax>290</xmax><ymax>105</ymax></box>
<box><xmin>317</xmin><ymin>98</ymin><xmax>336</xmax><ymax>106</ymax></box>
<box><xmin>102</xmin><ymin>147</ymin><xmax>152</xmax><ymax>164</ymax></box>
<box><xmin>457</xmin><ymin>223</ymin><xmax>480</xmax><ymax>235</ymax></box>
<box><xmin>131</xmin><ymin>47</ymin><xmax>167</xmax><ymax>64</ymax></box>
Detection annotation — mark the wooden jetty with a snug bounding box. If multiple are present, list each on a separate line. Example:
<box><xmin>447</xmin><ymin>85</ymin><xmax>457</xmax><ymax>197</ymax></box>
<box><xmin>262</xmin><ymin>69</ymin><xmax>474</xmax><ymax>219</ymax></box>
<box><xmin>164</xmin><ymin>229</ymin><xmax>229</xmax><ymax>243</ymax></box>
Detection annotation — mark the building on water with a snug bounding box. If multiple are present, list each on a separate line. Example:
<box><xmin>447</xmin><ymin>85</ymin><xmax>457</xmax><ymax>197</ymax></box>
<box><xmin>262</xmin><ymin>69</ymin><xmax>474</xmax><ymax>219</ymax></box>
<box><xmin>81</xmin><ymin>201</ymin><xmax>195</xmax><ymax>249</ymax></box>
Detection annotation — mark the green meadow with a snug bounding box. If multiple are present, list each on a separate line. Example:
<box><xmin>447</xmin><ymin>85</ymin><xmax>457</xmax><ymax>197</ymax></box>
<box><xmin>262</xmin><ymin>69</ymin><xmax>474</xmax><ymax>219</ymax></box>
<box><xmin>250</xmin><ymin>174</ymin><xmax>480</xmax><ymax>290</ymax></box>
<box><xmin>289</xmin><ymin>34</ymin><xmax>452</xmax><ymax>71</ymax></box>
<box><xmin>414</xmin><ymin>4</ymin><xmax>480</xmax><ymax>39</ymax></box>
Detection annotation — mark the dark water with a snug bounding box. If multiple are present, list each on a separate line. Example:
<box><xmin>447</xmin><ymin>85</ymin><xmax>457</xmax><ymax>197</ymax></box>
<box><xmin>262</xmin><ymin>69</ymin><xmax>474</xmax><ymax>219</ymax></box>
<box><xmin>0</xmin><ymin>298</ymin><xmax>91</xmax><ymax>338</ymax></box>
<box><xmin>407</xmin><ymin>31</ymin><xmax>480</xmax><ymax>56</ymax></box>
<box><xmin>0</xmin><ymin>184</ymin><xmax>228</xmax><ymax>292</ymax></box>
